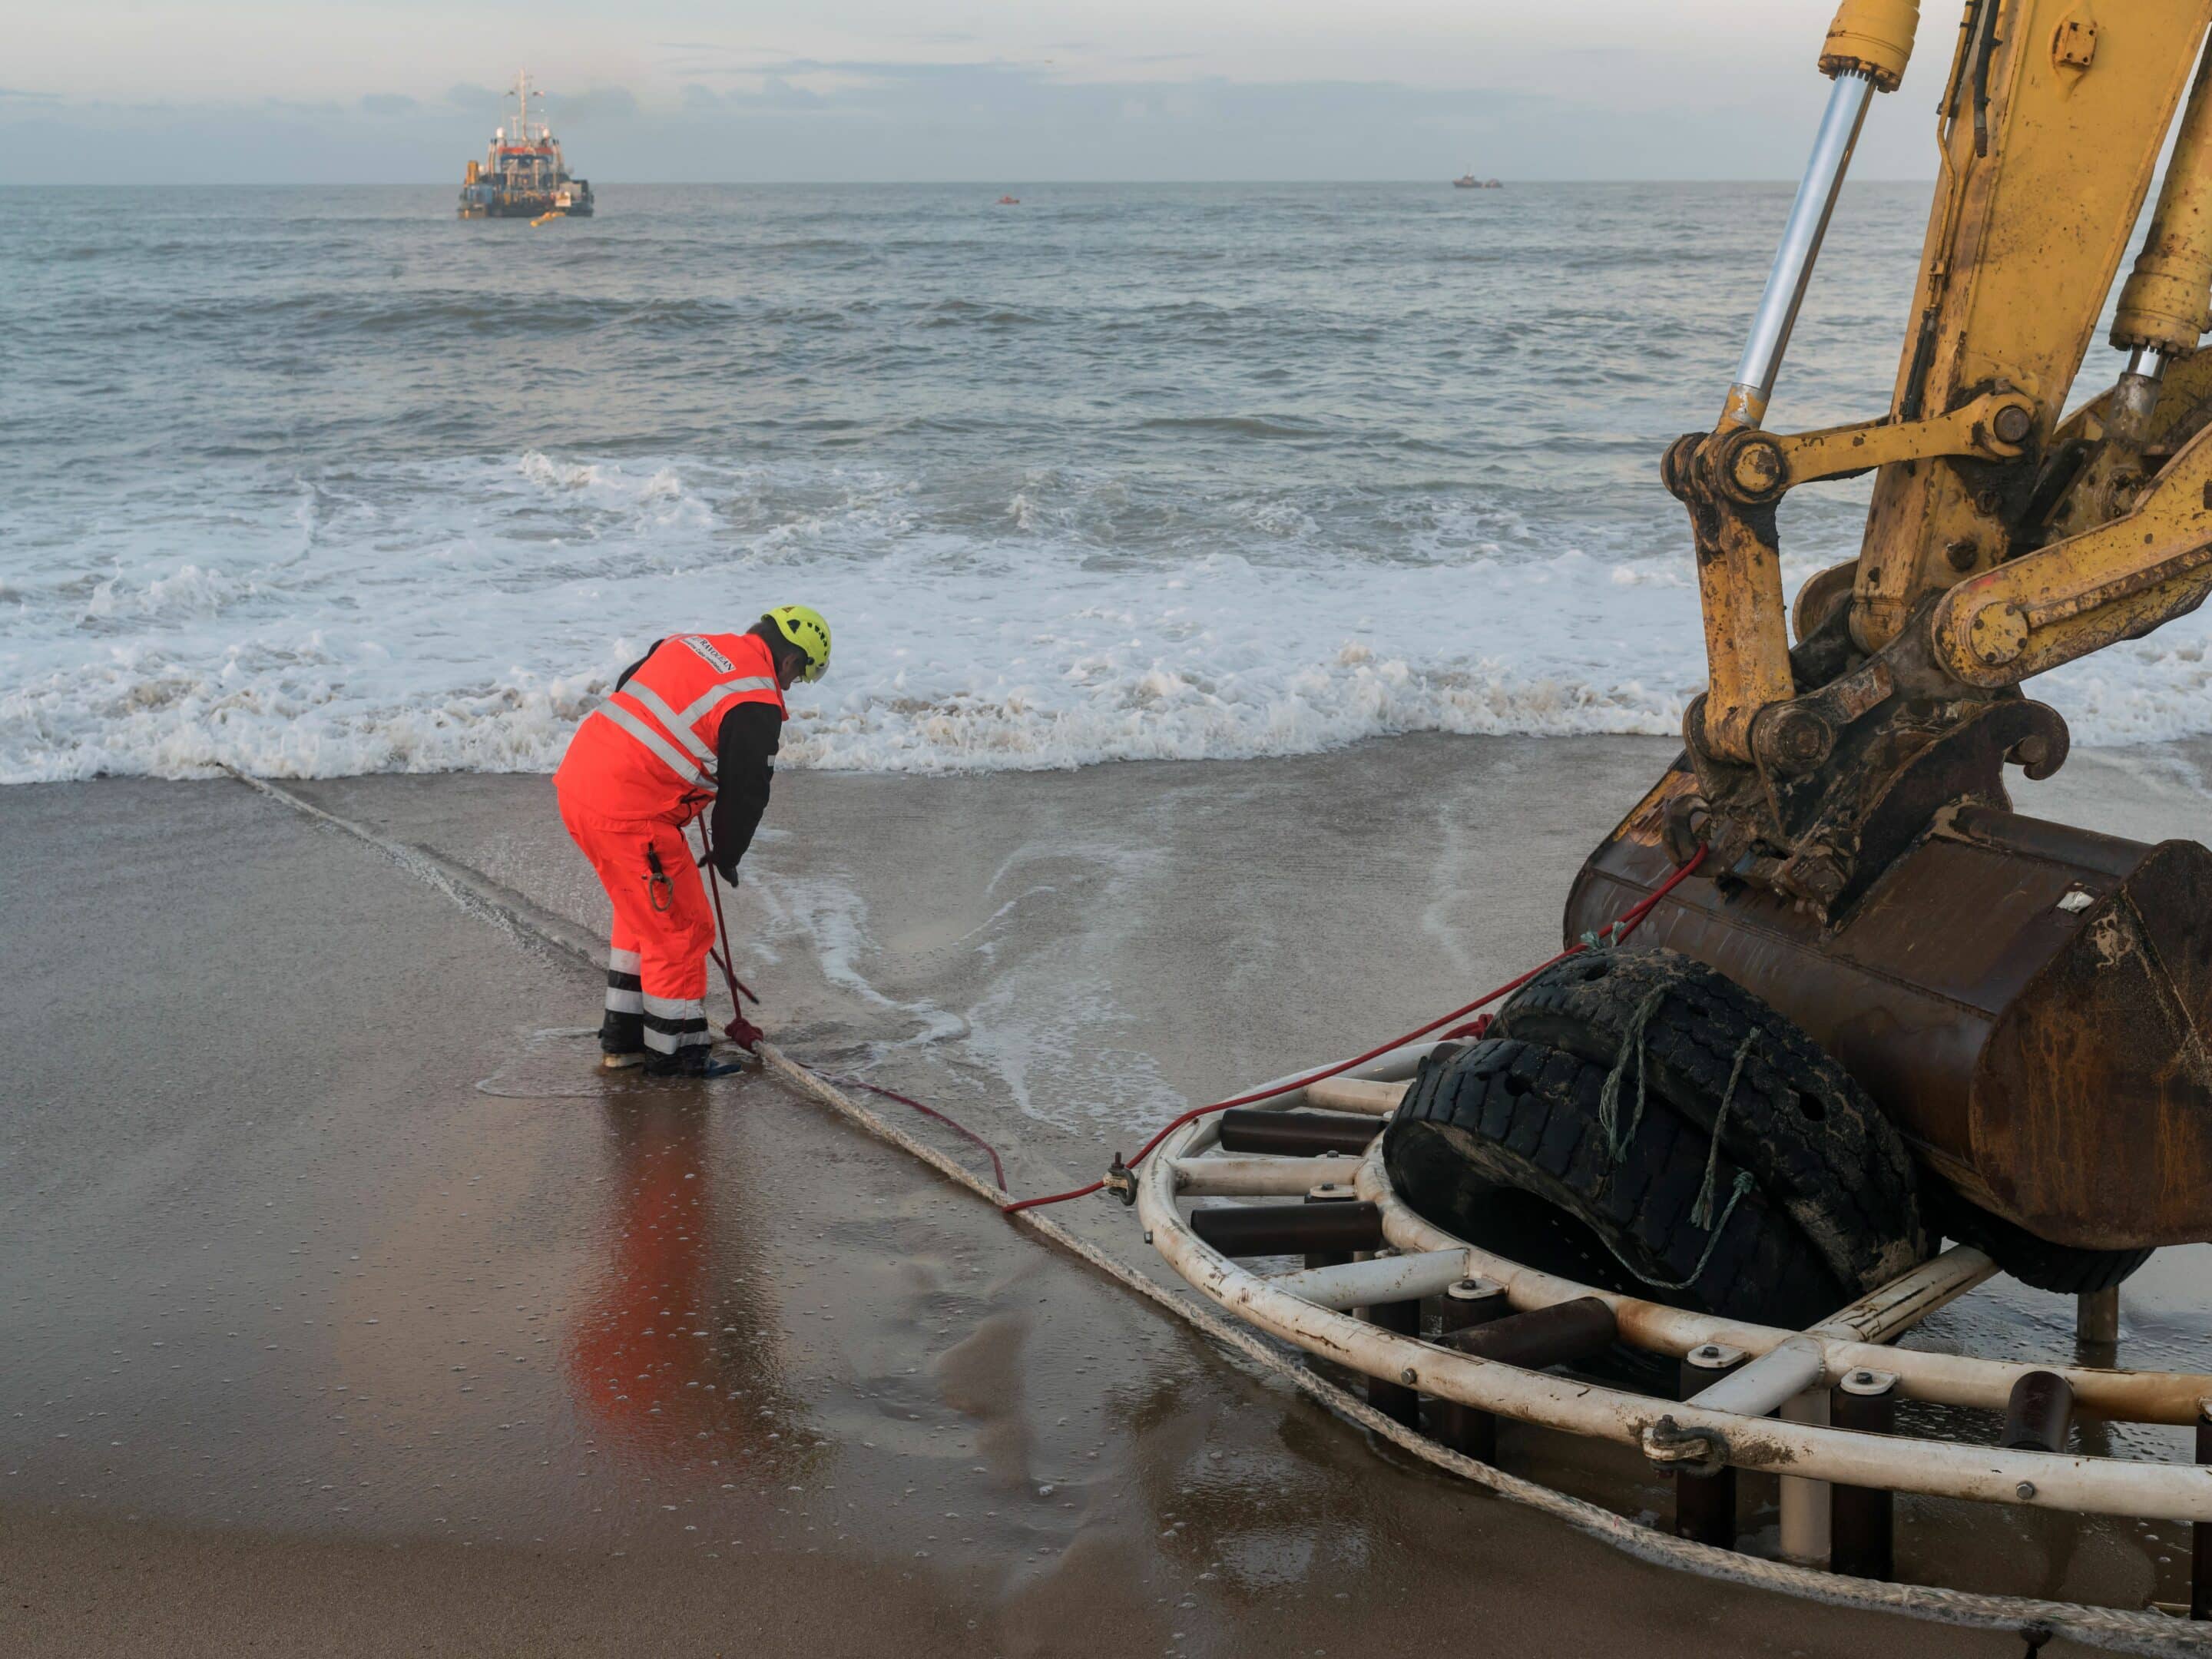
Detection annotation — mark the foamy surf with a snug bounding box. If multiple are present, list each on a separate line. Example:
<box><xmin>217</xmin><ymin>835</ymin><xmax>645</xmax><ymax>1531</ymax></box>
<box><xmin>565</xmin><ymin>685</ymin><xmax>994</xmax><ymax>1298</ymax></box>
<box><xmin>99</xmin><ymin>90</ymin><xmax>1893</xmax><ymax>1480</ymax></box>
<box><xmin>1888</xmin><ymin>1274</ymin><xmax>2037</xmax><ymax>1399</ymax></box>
<box><xmin>6</xmin><ymin>448</ymin><xmax>2212</xmax><ymax>783</ymax></box>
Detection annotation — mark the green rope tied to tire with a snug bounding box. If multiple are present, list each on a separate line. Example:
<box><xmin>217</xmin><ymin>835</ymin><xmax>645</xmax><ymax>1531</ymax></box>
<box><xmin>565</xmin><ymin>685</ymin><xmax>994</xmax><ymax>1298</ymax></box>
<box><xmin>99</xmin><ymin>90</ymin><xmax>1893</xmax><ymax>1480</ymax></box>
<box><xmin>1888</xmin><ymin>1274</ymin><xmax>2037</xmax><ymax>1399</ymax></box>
<box><xmin>1693</xmin><ymin>1028</ymin><xmax>1761</xmax><ymax>1230</ymax></box>
<box><xmin>1634</xmin><ymin>1172</ymin><xmax>1757</xmax><ymax>1293</ymax></box>
<box><xmin>1596</xmin><ymin>983</ymin><xmax>1669</xmax><ymax>1164</ymax></box>
<box><xmin>1595</xmin><ymin>987</ymin><xmax>1765</xmax><ymax>1293</ymax></box>
<box><xmin>1577</xmin><ymin>920</ymin><xmax>1630</xmax><ymax>953</ymax></box>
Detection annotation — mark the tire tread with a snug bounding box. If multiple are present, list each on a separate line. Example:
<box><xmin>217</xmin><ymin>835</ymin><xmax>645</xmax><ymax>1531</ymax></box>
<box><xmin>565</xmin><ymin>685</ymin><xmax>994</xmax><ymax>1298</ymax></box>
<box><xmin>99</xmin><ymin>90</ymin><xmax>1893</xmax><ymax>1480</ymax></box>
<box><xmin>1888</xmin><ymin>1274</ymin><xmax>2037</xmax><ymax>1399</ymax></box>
<box><xmin>1385</xmin><ymin>1036</ymin><xmax>1847</xmax><ymax>1332</ymax></box>
<box><xmin>1492</xmin><ymin>949</ymin><xmax>1926</xmax><ymax>1288</ymax></box>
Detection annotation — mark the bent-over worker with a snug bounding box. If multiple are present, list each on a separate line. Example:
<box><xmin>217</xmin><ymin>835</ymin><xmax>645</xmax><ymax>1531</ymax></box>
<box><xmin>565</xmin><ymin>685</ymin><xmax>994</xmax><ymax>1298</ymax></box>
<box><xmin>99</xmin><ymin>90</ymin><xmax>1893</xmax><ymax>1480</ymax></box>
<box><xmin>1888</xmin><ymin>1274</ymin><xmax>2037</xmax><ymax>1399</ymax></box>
<box><xmin>553</xmin><ymin>605</ymin><xmax>831</xmax><ymax>1075</ymax></box>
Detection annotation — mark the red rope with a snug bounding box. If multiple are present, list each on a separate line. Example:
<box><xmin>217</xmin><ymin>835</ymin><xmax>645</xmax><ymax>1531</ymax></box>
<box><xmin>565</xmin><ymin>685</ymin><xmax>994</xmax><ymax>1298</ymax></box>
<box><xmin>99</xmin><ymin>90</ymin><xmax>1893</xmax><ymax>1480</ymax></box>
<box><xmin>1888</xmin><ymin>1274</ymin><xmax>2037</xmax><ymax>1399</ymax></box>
<box><xmin>813</xmin><ymin>1073</ymin><xmax>1009</xmax><ymax>1192</ymax></box>
<box><xmin>998</xmin><ymin>846</ymin><xmax>1708</xmax><ymax>1215</ymax></box>
<box><xmin>694</xmin><ymin>829</ymin><xmax>759</xmax><ymax>1009</ymax></box>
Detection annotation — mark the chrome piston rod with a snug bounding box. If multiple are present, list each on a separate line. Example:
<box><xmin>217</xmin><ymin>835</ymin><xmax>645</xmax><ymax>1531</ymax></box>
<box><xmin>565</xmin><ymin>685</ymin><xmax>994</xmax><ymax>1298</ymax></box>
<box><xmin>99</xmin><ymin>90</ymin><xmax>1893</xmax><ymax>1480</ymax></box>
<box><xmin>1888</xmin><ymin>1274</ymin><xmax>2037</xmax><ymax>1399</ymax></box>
<box><xmin>1722</xmin><ymin>69</ymin><xmax>1876</xmax><ymax>430</ymax></box>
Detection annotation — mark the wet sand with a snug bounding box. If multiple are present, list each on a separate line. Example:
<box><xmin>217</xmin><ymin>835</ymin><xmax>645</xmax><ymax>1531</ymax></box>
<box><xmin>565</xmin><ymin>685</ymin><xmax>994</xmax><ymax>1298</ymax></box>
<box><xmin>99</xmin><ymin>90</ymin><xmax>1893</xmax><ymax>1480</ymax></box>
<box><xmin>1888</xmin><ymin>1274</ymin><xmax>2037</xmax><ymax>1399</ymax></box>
<box><xmin>7</xmin><ymin>735</ymin><xmax>2210</xmax><ymax>1654</ymax></box>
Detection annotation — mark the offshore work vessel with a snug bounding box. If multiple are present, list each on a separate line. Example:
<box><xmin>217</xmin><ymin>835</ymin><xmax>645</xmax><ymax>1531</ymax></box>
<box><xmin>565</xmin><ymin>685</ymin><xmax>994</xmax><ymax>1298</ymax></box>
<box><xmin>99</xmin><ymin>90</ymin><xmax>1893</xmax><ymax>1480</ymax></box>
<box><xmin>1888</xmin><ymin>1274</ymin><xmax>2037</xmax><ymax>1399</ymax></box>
<box><xmin>459</xmin><ymin>71</ymin><xmax>594</xmax><ymax>220</ymax></box>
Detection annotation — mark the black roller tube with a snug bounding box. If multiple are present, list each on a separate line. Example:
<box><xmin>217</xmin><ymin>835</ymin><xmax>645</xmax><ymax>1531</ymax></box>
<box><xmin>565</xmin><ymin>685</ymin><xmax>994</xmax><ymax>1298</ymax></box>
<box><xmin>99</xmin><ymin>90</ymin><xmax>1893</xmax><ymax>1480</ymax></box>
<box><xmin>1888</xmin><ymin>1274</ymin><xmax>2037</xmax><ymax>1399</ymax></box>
<box><xmin>1830</xmin><ymin>1369</ymin><xmax>1898</xmax><ymax>1581</ymax></box>
<box><xmin>2002</xmin><ymin>1370</ymin><xmax>2075</xmax><ymax>1454</ymax></box>
<box><xmin>1190</xmin><ymin>1200</ymin><xmax>1383</xmax><ymax>1258</ymax></box>
<box><xmin>1366</xmin><ymin>1299</ymin><xmax>1421</xmax><ymax>1428</ymax></box>
<box><xmin>1431</xmin><ymin>1280</ymin><xmax>1511</xmax><ymax>1461</ymax></box>
<box><xmin>1217</xmin><ymin>1108</ymin><xmax>1382</xmax><ymax>1157</ymax></box>
<box><xmin>1437</xmin><ymin>1278</ymin><xmax>1511</xmax><ymax>1334</ymax></box>
<box><xmin>1432</xmin><ymin>1296</ymin><xmax>1618</xmax><ymax>1473</ymax></box>
<box><xmin>1674</xmin><ymin>1344</ymin><xmax>1746</xmax><ymax>1548</ymax></box>
<box><xmin>1301</xmin><ymin>1185</ymin><xmax>1357</xmax><ymax>1273</ymax></box>
<box><xmin>1436</xmin><ymin>1296</ymin><xmax>1618</xmax><ymax>1369</ymax></box>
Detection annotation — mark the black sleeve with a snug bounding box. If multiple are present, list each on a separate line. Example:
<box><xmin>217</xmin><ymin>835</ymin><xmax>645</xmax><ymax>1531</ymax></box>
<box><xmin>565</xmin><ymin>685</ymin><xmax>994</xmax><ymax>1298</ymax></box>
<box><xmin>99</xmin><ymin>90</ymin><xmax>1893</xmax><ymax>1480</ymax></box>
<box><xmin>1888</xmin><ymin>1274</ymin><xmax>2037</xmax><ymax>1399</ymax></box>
<box><xmin>709</xmin><ymin>701</ymin><xmax>783</xmax><ymax>876</ymax></box>
<box><xmin>613</xmin><ymin>637</ymin><xmax>664</xmax><ymax>691</ymax></box>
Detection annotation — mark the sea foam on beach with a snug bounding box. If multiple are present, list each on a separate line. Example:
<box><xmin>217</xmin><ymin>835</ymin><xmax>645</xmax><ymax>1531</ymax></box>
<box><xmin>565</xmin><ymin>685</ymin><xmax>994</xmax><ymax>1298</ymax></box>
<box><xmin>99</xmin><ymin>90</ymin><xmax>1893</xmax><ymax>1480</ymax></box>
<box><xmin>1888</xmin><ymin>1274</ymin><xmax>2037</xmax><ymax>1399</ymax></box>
<box><xmin>0</xmin><ymin>449</ymin><xmax>1694</xmax><ymax>780</ymax></box>
<box><xmin>9</xmin><ymin>445</ymin><xmax>2212</xmax><ymax>783</ymax></box>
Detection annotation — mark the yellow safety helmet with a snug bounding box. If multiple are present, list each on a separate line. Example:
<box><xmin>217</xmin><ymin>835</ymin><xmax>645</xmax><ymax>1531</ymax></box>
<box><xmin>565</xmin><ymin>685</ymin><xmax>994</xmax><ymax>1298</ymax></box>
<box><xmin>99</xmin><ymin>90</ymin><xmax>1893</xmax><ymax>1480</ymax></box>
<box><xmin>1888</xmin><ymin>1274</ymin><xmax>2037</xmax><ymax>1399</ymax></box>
<box><xmin>763</xmin><ymin>604</ymin><xmax>832</xmax><ymax>683</ymax></box>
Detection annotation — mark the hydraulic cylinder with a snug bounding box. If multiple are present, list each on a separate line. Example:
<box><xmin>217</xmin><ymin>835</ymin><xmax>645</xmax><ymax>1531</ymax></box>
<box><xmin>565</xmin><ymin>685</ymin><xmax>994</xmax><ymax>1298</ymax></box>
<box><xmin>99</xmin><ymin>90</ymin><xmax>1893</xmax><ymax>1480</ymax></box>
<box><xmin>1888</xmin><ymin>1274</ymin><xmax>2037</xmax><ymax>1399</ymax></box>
<box><xmin>2113</xmin><ymin>45</ymin><xmax>2212</xmax><ymax>365</ymax></box>
<box><xmin>1693</xmin><ymin>1</ymin><xmax>1919</xmax><ymax>763</ymax></box>
<box><xmin>1720</xmin><ymin>72</ymin><xmax>1877</xmax><ymax>431</ymax></box>
<box><xmin>1719</xmin><ymin>1</ymin><xmax>1919</xmax><ymax>430</ymax></box>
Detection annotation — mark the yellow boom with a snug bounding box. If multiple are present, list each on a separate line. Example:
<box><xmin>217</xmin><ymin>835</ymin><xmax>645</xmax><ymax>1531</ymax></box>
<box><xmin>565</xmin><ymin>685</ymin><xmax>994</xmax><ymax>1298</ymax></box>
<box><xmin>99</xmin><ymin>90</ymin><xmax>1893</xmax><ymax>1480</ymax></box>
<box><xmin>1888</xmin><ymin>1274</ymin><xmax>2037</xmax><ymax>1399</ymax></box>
<box><xmin>1663</xmin><ymin>0</ymin><xmax>2212</xmax><ymax>912</ymax></box>
<box><xmin>1563</xmin><ymin>0</ymin><xmax>2212</xmax><ymax>1253</ymax></box>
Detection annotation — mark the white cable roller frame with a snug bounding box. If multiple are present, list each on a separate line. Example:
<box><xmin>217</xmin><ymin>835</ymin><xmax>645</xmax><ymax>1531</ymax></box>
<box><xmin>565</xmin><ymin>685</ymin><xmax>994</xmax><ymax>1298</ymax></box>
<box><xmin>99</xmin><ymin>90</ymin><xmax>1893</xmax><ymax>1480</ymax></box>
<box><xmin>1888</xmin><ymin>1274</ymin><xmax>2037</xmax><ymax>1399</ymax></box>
<box><xmin>1356</xmin><ymin>1142</ymin><xmax>2212</xmax><ymax>1427</ymax></box>
<box><xmin>1172</xmin><ymin>1154</ymin><xmax>1363</xmax><ymax>1197</ymax></box>
<box><xmin>1141</xmin><ymin>1069</ymin><xmax>2212</xmax><ymax>1526</ymax></box>
<box><xmin>1174</xmin><ymin>1055</ymin><xmax>2212</xmax><ymax>1422</ymax></box>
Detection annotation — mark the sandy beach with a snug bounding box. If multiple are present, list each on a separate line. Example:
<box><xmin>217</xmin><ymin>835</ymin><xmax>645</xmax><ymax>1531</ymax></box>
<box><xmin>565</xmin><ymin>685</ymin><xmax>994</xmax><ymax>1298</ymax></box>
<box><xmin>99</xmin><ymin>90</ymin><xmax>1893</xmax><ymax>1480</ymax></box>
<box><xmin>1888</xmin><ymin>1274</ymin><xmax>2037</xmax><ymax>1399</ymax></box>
<box><xmin>6</xmin><ymin>734</ymin><xmax>2210</xmax><ymax>1654</ymax></box>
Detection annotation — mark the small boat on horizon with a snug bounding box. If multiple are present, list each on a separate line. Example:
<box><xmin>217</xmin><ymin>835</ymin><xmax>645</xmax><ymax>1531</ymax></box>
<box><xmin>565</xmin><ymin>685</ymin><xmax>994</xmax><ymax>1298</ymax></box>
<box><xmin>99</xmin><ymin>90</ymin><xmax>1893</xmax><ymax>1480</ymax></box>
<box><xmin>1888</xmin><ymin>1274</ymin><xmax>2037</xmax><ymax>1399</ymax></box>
<box><xmin>996</xmin><ymin>194</ymin><xmax>1021</xmax><ymax>205</ymax></box>
<box><xmin>1453</xmin><ymin>172</ymin><xmax>1504</xmax><ymax>189</ymax></box>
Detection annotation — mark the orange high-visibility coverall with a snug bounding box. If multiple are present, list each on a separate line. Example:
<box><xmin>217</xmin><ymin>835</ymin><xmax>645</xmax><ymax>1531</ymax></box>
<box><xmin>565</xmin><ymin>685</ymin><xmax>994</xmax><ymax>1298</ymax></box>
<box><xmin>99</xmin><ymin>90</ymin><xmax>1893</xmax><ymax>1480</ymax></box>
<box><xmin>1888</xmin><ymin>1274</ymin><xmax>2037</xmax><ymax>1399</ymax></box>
<box><xmin>555</xmin><ymin>631</ymin><xmax>786</xmax><ymax>1058</ymax></box>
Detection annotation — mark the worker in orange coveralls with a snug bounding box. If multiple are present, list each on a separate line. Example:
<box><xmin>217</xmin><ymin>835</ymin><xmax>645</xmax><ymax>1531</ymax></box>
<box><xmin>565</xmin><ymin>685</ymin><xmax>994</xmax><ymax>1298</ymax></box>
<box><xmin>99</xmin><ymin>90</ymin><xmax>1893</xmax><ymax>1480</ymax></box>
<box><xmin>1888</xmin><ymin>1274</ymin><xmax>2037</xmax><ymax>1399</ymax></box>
<box><xmin>554</xmin><ymin>606</ymin><xmax>830</xmax><ymax>1077</ymax></box>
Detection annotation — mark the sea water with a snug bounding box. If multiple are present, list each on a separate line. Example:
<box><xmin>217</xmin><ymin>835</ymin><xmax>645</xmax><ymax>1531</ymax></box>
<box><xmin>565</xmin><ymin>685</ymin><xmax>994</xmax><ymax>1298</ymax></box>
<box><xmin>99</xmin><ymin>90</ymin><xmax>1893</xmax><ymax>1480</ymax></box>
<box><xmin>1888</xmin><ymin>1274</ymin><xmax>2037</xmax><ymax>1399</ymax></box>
<box><xmin>6</xmin><ymin>180</ymin><xmax>2208</xmax><ymax>784</ymax></box>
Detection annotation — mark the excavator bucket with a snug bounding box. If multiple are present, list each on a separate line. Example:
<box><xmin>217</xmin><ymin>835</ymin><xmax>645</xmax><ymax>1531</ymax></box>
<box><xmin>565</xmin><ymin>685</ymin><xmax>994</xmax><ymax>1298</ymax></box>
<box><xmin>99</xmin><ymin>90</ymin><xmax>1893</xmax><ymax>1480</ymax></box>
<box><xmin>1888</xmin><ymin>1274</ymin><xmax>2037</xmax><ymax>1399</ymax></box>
<box><xmin>1566</xmin><ymin>765</ymin><xmax>2212</xmax><ymax>1253</ymax></box>
<box><xmin>1512</xmin><ymin>0</ymin><xmax>2212</xmax><ymax>1272</ymax></box>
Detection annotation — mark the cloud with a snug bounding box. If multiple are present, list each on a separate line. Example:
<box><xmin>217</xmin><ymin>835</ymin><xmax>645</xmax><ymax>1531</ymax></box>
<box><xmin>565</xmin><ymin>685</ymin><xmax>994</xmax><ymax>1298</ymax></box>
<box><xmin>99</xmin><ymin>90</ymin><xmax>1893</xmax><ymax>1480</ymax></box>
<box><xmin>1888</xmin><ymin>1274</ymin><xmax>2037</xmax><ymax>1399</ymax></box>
<box><xmin>0</xmin><ymin>55</ymin><xmax>1931</xmax><ymax>184</ymax></box>
<box><xmin>555</xmin><ymin>86</ymin><xmax>641</xmax><ymax>124</ymax></box>
<box><xmin>723</xmin><ymin>74</ymin><xmax>829</xmax><ymax>111</ymax></box>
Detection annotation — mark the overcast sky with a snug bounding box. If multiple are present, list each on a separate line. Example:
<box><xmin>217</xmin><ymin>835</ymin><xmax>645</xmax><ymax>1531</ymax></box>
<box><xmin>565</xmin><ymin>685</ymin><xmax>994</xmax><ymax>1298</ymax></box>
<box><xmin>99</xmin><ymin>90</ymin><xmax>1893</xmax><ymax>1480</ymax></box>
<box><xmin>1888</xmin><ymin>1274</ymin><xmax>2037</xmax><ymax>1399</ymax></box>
<box><xmin>2</xmin><ymin>0</ymin><xmax>1949</xmax><ymax>184</ymax></box>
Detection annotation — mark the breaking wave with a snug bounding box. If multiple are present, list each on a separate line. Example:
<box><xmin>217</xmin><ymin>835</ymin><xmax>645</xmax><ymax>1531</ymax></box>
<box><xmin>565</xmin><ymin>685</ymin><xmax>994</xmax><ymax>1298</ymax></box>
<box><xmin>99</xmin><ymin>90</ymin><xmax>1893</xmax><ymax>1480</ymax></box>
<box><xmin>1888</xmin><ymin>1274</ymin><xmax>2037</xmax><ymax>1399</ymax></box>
<box><xmin>5</xmin><ymin>449</ymin><xmax>2210</xmax><ymax>785</ymax></box>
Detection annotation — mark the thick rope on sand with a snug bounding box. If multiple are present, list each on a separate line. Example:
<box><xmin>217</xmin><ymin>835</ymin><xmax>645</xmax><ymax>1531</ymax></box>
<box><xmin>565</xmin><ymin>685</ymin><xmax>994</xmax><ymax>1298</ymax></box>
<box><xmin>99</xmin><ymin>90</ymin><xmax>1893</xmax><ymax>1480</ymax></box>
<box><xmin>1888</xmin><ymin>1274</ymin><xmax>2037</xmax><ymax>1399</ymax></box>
<box><xmin>230</xmin><ymin>770</ymin><xmax>2210</xmax><ymax>1658</ymax></box>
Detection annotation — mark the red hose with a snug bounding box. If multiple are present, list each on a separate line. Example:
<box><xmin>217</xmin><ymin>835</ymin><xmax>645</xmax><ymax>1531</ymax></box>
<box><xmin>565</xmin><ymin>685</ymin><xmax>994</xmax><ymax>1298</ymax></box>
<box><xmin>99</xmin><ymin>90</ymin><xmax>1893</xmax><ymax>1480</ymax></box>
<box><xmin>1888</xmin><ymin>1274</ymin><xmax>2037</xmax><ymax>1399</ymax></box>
<box><xmin>998</xmin><ymin>846</ymin><xmax>1708</xmax><ymax>1215</ymax></box>
<box><xmin>694</xmin><ymin>830</ymin><xmax>759</xmax><ymax>1010</ymax></box>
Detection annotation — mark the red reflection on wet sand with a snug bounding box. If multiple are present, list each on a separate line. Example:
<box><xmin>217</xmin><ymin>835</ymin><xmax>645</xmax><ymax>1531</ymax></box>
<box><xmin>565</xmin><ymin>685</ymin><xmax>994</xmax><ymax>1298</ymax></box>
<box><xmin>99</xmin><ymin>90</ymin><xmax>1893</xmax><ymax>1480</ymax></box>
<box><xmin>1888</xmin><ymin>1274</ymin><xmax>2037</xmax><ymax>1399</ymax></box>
<box><xmin>565</xmin><ymin>1101</ymin><xmax>774</xmax><ymax>1454</ymax></box>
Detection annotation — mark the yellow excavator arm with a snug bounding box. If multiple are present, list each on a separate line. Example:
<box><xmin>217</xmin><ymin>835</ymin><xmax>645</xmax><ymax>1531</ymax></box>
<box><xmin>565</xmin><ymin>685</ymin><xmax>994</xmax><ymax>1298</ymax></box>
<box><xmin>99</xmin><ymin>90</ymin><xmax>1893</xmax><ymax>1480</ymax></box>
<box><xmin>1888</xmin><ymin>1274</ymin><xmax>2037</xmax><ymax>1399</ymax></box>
<box><xmin>1666</xmin><ymin>0</ymin><xmax>2212</xmax><ymax>909</ymax></box>
<box><xmin>1556</xmin><ymin>2</ymin><xmax>2212</xmax><ymax>1253</ymax></box>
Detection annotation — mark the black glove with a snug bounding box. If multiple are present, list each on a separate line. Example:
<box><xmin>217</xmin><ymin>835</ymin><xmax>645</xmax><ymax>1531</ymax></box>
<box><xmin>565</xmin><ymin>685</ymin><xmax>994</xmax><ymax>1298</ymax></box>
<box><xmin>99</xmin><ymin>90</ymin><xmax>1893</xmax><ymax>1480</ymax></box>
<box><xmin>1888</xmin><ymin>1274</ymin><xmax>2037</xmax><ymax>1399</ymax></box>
<box><xmin>694</xmin><ymin>832</ymin><xmax>738</xmax><ymax>886</ymax></box>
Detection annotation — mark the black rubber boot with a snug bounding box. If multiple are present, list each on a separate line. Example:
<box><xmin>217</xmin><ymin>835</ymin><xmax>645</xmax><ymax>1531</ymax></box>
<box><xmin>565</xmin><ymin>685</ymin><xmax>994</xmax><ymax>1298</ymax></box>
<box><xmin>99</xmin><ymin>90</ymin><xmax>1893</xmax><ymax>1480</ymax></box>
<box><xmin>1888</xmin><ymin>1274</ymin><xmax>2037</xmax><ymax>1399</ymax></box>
<box><xmin>644</xmin><ymin>1043</ymin><xmax>713</xmax><ymax>1079</ymax></box>
<box><xmin>599</xmin><ymin>1011</ymin><xmax>645</xmax><ymax>1069</ymax></box>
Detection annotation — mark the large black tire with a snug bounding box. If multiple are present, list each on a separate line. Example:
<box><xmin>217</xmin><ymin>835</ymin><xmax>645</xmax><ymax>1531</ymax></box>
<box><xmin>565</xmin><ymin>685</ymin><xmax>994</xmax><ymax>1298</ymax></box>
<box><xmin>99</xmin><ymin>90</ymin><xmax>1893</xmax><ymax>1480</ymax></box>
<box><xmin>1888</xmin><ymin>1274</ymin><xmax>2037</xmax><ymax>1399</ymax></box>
<box><xmin>1491</xmin><ymin>949</ymin><xmax>1926</xmax><ymax>1293</ymax></box>
<box><xmin>1386</xmin><ymin>1037</ymin><xmax>1857</xmax><ymax>1339</ymax></box>
<box><xmin>1920</xmin><ymin>1178</ymin><xmax>2154</xmax><ymax>1295</ymax></box>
